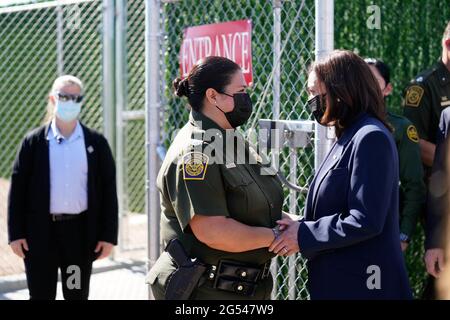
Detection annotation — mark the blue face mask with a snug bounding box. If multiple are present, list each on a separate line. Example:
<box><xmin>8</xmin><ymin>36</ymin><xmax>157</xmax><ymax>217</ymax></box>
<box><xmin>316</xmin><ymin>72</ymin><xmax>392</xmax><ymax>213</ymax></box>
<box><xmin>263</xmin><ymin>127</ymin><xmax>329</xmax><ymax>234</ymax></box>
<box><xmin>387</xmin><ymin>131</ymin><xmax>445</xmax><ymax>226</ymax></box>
<box><xmin>55</xmin><ymin>99</ymin><xmax>81</xmax><ymax>122</ymax></box>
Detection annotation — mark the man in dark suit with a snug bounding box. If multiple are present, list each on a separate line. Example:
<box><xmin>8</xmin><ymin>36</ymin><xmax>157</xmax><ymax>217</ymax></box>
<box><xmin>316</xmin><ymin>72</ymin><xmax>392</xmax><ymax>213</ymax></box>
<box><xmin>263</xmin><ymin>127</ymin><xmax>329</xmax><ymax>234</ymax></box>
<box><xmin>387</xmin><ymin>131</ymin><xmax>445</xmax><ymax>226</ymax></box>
<box><xmin>7</xmin><ymin>75</ymin><xmax>118</xmax><ymax>300</ymax></box>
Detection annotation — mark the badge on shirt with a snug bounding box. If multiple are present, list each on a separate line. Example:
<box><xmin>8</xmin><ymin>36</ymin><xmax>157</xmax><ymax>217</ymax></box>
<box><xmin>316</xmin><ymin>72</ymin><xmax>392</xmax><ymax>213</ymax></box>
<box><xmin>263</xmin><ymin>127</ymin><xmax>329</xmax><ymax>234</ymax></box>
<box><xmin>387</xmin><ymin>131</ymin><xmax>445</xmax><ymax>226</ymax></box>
<box><xmin>183</xmin><ymin>152</ymin><xmax>209</xmax><ymax>180</ymax></box>
<box><xmin>405</xmin><ymin>85</ymin><xmax>424</xmax><ymax>107</ymax></box>
<box><xmin>406</xmin><ymin>125</ymin><xmax>419</xmax><ymax>143</ymax></box>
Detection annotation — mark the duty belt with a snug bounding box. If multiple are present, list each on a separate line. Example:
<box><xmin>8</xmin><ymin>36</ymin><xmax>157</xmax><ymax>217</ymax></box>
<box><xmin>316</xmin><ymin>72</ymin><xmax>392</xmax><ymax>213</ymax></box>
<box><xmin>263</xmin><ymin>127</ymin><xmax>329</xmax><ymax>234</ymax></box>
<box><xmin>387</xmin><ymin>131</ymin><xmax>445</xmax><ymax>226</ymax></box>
<box><xmin>202</xmin><ymin>260</ymin><xmax>272</xmax><ymax>296</ymax></box>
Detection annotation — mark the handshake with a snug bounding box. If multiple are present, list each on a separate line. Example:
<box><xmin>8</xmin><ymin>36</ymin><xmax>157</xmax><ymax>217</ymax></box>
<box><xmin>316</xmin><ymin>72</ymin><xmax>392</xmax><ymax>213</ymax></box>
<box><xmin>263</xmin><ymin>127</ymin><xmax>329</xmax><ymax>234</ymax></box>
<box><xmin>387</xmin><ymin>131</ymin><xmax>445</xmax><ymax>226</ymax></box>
<box><xmin>268</xmin><ymin>212</ymin><xmax>301</xmax><ymax>257</ymax></box>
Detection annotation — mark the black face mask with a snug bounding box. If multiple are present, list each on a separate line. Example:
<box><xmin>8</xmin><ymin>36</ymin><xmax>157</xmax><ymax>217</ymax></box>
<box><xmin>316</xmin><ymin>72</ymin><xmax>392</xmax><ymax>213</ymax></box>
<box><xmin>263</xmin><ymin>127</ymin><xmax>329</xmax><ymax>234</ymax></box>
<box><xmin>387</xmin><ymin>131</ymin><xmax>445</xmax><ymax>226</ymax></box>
<box><xmin>216</xmin><ymin>92</ymin><xmax>253</xmax><ymax>128</ymax></box>
<box><xmin>307</xmin><ymin>93</ymin><xmax>327</xmax><ymax>124</ymax></box>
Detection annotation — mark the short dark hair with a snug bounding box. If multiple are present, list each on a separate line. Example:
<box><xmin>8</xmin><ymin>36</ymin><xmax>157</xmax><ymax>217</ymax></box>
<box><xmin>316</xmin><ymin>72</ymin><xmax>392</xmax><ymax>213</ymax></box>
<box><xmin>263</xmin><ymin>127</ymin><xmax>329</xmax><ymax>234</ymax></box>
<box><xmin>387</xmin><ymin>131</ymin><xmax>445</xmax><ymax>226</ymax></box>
<box><xmin>364</xmin><ymin>58</ymin><xmax>391</xmax><ymax>86</ymax></box>
<box><xmin>173</xmin><ymin>56</ymin><xmax>241</xmax><ymax>111</ymax></box>
<box><xmin>311</xmin><ymin>50</ymin><xmax>391</xmax><ymax>137</ymax></box>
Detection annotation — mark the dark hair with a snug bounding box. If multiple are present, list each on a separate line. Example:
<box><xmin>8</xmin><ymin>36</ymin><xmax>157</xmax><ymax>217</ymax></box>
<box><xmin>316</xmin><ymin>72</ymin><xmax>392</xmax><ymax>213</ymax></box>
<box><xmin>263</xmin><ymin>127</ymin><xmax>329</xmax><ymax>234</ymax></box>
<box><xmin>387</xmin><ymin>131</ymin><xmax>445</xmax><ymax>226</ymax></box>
<box><xmin>173</xmin><ymin>56</ymin><xmax>241</xmax><ymax>111</ymax></box>
<box><xmin>311</xmin><ymin>50</ymin><xmax>391</xmax><ymax>137</ymax></box>
<box><xmin>364</xmin><ymin>58</ymin><xmax>390</xmax><ymax>86</ymax></box>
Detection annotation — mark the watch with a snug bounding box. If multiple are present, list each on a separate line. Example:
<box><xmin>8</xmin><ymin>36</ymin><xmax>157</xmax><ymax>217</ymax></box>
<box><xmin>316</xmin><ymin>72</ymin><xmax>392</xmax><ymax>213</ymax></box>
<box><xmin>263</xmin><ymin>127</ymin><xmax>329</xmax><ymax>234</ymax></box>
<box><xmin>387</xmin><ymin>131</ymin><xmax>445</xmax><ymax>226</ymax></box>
<box><xmin>400</xmin><ymin>233</ymin><xmax>410</xmax><ymax>243</ymax></box>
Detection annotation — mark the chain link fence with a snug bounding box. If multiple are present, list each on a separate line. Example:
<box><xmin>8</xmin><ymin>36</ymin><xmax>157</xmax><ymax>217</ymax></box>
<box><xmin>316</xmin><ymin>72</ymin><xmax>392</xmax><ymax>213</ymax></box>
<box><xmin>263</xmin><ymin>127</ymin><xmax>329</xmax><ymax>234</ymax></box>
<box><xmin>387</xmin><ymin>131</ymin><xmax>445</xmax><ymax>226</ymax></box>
<box><xmin>0</xmin><ymin>0</ymin><xmax>103</xmax><ymax>179</ymax></box>
<box><xmin>115</xmin><ymin>0</ymin><xmax>148</xmax><ymax>252</ymax></box>
<box><xmin>158</xmin><ymin>0</ymin><xmax>315</xmax><ymax>300</ymax></box>
<box><xmin>1</xmin><ymin>0</ymin><xmax>448</xmax><ymax>299</ymax></box>
<box><xmin>0</xmin><ymin>0</ymin><xmax>104</xmax><ymax>276</ymax></box>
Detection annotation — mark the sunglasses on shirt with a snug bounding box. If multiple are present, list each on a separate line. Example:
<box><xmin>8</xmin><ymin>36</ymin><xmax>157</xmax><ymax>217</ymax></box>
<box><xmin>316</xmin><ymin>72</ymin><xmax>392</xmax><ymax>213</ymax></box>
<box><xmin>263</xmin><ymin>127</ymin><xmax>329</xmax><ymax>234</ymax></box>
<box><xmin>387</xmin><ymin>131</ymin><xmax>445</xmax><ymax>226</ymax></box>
<box><xmin>55</xmin><ymin>91</ymin><xmax>84</xmax><ymax>103</ymax></box>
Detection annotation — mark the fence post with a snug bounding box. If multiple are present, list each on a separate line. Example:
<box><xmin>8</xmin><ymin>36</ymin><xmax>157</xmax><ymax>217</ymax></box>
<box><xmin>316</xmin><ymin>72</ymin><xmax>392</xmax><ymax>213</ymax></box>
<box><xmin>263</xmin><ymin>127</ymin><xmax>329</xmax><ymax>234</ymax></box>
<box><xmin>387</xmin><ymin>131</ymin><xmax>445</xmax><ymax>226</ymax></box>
<box><xmin>273</xmin><ymin>0</ymin><xmax>281</xmax><ymax>121</ymax></box>
<box><xmin>56</xmin><ymin>4</ymin><xmax>64</xmax><ymax>75</ymax></box>
<box><xmin>270</xmin><ymin>0</ymin><xmax>282</xmax><ymax>300</ymax></box>
<box><xmin>145</xmin><ymin>0</ymin><xmax>162</xmax><ymax>300</ymax></box>
<box><xmin>115</xmin><ymin>0</ymin><xmax>127</xmax><ymax>252</ymax></box>
<box><xmin>288</xmin><ymin>148</ymin><xmax>298</xmax><ymax>300</ymax></box>
<box><xmin>314</xmin><ymin>0</ymin><xmax>334</xmax><ymax>170</ymax></box>
<box><xmin>102</xmin><ymin>0</ymin><xmax>116</xmax><ymax>152</ymax></box>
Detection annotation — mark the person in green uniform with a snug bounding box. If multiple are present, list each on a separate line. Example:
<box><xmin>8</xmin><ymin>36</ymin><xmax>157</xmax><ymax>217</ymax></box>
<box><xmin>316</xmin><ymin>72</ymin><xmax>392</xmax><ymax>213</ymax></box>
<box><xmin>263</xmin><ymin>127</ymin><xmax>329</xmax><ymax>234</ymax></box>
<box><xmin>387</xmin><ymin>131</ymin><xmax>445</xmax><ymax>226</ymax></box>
<box><xmin>147</xmin><ymin>56</ymin><xmax>286</xmax><ymax>300</ymax></box>
<box><xmin>403</xmin><ymin>21</ymin><xmax>450</xmax><ymax>299</ymax></box>
<box><xmin>403</xmin><ymin>22</ymin><xmax>450</xmax><ymax>171</ymax></box>
<box><xmin>366</xmin><ymin>58</ymin><xmax>426</xmax><ymax>252</ymax></box>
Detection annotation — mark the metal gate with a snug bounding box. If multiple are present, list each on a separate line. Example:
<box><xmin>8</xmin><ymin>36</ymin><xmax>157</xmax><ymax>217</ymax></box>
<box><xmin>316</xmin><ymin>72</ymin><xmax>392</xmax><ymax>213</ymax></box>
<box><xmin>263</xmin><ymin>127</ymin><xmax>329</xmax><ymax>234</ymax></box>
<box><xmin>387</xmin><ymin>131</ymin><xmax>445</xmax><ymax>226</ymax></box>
<box><xmin>1</xmin><ymin>0</ymin><xmax>327</xmax><ymax>299</ymax></box>
<box><xmin>146</xmin><ymin>0</ymin><xmax>328</xmax><ymax>300</ymax></box>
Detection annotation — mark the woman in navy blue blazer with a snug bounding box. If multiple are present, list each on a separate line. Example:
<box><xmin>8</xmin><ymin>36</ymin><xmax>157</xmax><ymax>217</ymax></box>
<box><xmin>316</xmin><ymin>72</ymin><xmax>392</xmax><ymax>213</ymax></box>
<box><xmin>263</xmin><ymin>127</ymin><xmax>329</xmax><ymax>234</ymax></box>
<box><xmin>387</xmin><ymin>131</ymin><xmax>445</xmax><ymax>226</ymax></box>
<box><xmin>270</xmin><ymin>50</ymin><xmax>412</xmax><ymax>299</ymax></box>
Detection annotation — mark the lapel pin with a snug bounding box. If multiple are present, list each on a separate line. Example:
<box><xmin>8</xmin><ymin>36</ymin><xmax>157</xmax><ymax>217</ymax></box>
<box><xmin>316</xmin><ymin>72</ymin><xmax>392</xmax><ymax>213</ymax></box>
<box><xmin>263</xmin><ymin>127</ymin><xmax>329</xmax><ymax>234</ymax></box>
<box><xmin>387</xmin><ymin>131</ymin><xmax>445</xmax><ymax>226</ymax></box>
<box><xmin>87</xmin><ymin>146</ymin><xmax>94</xmax><ymax>153</ymax></box>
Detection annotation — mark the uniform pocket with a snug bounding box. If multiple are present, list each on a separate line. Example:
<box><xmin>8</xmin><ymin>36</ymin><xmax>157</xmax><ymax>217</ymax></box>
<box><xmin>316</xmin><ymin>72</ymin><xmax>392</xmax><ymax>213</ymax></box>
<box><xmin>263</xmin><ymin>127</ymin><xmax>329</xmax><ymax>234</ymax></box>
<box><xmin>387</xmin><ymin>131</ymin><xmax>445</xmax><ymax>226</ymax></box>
<box><xmin>220</xmin><ymin>166</ymin><xmax>255</xmax><ymax>222</ymax></box>
<box><xmin>221</xmin><ymin>166</ymin><xmax>254</xmax><ymax>188</ymax></box>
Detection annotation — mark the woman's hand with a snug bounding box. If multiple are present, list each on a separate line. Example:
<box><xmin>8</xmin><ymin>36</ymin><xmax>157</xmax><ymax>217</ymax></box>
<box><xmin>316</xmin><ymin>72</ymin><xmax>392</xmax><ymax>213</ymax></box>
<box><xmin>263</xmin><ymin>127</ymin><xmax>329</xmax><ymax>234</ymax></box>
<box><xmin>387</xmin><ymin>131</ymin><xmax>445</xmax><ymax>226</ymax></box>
<box><xmin>400</xmin><ymin>241</ymin><xmax>409</xmax><ymax>252</ymax></box>
<box><xmin>269</xmin><ymin>219</ymin><xmax>300</xmax><ymax>257</ymax></box>
<box><xmin>278</xmin><ymin>213</ymin><xmax>299</xmax><ymax>231</ymax></box>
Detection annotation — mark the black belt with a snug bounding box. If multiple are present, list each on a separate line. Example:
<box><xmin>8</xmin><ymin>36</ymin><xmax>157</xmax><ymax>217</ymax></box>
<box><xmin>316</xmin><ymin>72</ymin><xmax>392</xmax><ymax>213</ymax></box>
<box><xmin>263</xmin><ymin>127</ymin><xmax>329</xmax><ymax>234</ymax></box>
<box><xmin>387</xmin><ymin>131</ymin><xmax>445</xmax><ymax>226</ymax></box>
<box><xmin>50</xmin><ymin>211</ymin><xmax>87</xmax><ymax>222</ymax></box>
<box><xmin>202</xmin><ymin>260</ymin><xmax>272</xmax><ymax>296</ymax></box>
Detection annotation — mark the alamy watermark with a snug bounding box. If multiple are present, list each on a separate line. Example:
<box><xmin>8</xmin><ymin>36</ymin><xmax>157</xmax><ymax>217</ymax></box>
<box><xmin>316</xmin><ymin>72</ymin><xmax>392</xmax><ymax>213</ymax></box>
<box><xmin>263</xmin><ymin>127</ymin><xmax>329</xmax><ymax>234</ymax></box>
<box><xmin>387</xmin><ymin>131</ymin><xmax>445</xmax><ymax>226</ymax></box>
<box><xmin>367</xmin><ymin>5</ymin><xmax>381</xmax><ymax>30</ymax></box>
<box><xmin>366</xmin><ymin>265</ymin><xmax>381</xmax><ymax>290</ymax></box>
<box><xmin>66</xmin><ymin>265</ymin><xmax>81</xmax><ymax>290</ymax></box>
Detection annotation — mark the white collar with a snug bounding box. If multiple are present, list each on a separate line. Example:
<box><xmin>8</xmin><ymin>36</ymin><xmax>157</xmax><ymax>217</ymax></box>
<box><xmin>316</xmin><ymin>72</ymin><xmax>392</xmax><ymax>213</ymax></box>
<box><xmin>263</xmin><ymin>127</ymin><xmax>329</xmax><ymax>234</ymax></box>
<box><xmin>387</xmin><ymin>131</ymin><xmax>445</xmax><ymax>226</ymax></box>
<box><xmin>47</xmin><ymin>119</ymin><xmax>83</xmax><ymax>142</ymax></box>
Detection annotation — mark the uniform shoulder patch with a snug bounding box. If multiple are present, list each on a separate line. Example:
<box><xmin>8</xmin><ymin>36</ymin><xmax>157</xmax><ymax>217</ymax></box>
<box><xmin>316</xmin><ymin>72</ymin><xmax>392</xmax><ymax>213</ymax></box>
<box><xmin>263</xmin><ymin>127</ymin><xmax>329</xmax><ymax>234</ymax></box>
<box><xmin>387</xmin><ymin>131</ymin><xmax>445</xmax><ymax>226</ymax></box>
<box><xmin>404</xmin><ymin>85</ymin><xmax>424</xmax><ymax>107</ymax></box>
<box><xmin>406</xmin><ymin>125</ymin><xmax>419</xmax><ymax>143</ymax></box>
<box><xmin>182</xmin><ymin>152</ymin><xmax>209</xmax><ymax>180</ymax></box>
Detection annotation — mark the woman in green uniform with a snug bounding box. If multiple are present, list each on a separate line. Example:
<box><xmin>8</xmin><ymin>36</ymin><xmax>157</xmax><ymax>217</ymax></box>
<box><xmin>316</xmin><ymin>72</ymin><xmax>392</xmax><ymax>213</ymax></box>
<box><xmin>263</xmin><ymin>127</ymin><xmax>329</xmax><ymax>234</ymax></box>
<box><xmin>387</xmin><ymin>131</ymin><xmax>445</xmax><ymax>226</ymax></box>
<box><xmin>147</xmin><ymin>56</ymin><xmax>285</xmax><ymax>300</ymax></box>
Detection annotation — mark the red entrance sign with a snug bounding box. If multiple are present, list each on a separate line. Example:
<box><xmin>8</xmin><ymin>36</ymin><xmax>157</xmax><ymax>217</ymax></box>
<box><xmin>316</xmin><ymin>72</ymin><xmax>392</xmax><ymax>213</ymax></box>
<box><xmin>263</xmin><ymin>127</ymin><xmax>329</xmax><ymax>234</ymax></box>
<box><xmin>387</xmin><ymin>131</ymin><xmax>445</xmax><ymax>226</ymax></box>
<box><xmin>180</xmin><ymin>19</ymin><xmax>253</xmax><ymax>86</ymax></box>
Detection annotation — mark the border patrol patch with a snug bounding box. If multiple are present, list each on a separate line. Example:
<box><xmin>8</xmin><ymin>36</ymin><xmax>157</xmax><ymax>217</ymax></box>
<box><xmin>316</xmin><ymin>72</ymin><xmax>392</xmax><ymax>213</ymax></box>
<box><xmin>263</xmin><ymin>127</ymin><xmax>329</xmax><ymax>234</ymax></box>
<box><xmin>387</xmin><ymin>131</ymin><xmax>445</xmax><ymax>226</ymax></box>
<box><xmin>406</xmin><ymin>125</ymin><xmax>419</xmax><ymax>143</ymax></box>
<box><xmin>405</xmin><ymin>85</ymin><xmax>424</xmax><ymax>107</ymax></box>
<box><xmin>183</xmin><ymin>152</ymin><xmax>209</xmax><ymax>180</ymax></box>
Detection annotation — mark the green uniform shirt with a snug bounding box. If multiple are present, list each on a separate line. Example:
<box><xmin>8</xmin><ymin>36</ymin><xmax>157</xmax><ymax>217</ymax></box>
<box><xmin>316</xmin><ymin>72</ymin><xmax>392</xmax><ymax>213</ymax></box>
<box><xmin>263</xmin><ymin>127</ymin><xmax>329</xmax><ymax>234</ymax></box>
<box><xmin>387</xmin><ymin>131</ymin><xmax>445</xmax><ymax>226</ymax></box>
<box><xmin>149</xmin><ymin>110</ymin><xmax>283</xmax><ymax>299</ymax></box>
<box><xmin>387</xmin><ymin>112</ymin><xmax>426</xmax><ymax>238</ymax></box>
<box><xmin>403</xmin><ymin>59</ymin><xmax>450</xmax><ymax>146</ymax></box>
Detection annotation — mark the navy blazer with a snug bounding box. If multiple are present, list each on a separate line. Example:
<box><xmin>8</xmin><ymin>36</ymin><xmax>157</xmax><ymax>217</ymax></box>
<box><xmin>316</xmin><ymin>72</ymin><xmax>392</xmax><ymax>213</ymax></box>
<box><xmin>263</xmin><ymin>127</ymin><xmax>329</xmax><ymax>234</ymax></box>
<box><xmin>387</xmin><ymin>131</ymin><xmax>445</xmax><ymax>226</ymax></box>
<box><xmin>298</xmin><ymin>113</ymin><xmax>412</xmax><ymax>300</ymax></box>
